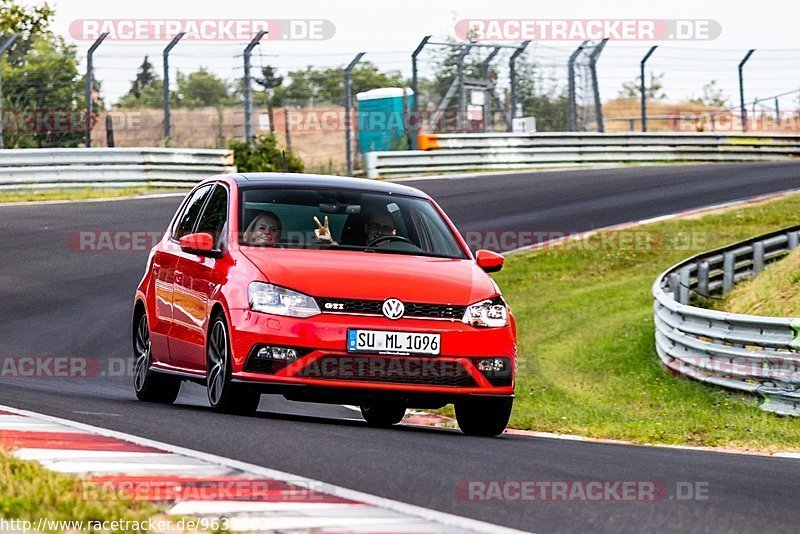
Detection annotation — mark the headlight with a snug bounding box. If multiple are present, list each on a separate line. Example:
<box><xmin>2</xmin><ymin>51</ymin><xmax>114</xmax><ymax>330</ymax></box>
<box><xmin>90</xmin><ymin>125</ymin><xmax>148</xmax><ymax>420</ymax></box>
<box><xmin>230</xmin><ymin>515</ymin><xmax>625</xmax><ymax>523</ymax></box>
<box><xmin>462</xmin><ymin>296</ymin><xmax>508</xmax><ymax>328</ymax></box>
<box><xmin>249</xmin><ymin>282</ymin><xmax>320</xmax><ymax>318</ymax></box>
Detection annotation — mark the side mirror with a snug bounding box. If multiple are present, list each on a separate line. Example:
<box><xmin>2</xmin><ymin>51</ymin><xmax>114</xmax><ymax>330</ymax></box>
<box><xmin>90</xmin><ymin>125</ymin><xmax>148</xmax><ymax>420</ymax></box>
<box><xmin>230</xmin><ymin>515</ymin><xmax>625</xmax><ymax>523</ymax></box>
<box><xmin>179</xmin><ymin>232</ymin><xmax>221</xmax><ymax>258</ymax></box>
<box><xmin>476</xmin><ymin>249</ymin><xmax>504</xmax><ymax>273</ymax></box>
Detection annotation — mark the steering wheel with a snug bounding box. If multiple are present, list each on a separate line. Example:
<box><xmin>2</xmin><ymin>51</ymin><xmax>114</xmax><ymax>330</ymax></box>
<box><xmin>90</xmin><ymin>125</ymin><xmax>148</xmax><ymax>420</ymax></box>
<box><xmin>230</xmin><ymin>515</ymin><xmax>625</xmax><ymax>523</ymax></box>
<box><xmin>365</xmin><ymin>234</ymin><xmax>415</xmax><ymax>247</ymax></box>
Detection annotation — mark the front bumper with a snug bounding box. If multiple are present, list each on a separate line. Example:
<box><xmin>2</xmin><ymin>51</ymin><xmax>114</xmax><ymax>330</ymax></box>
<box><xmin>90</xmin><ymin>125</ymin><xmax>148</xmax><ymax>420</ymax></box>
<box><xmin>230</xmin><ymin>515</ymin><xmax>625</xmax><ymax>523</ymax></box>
<box><xmin>227</xmin><ymin>308</ymin><xmax>516</xmax><ymax>397</ymax></box>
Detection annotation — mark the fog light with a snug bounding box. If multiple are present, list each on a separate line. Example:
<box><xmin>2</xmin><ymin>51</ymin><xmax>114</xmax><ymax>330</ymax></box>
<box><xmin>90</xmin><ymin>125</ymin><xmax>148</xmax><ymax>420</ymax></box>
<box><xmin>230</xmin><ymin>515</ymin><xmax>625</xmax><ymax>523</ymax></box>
<box><xmin>477</xmin><ymin>358</ymin><xmax>506</xmax><ymax>373</ymax></box>
<box><xmin>256</xmin><ymin>346</ymin><xmax>299</xmax><ymax>361</ymax></box>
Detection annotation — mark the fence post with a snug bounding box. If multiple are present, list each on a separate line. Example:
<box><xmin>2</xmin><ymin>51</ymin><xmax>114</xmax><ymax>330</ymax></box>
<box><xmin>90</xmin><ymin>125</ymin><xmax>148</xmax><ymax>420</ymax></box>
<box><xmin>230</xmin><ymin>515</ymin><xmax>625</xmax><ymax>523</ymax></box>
<box><xmin>0</xmin><ymin>34</ymin><xmax>19</xmax><ymax>149</ymax></box>
<box><xmin>410</xmin><ymin>36</ymin><xmax>430</xmax><ymax>150</ymax></box>
<box><xmin>567</xmin><ymin>41</ymin><xmax>588</xmax><ymax>131</ymax></box>
<box><xmin>588</xmin><ymin>38</ymin><xmax>608</xmax><ymax>133</ymax></box>
<box><xmin>738</xmin><ymin>49</ymin><xmax>755</xmax><ymax>132</ymax></box>
<box><xmin>508</xmin><ymin>40</ymin><xmax>530</xmax><ymax>132</ymax></box>
<box><xmin>163</xmin><ymin>32</ymin><xmax>185</xmax><ymax>145</ymax></box>
<box><xmin>640</xmin><ymin>46</ymin><xmax>657</xmax><ymax>132</ymax></box>
<box><xmin>243</xmin><ymin>30</ymin><xmax>267</xmax><ymax>145</ymax></box>
<box><xmin>344</xmin><ymin>52</ymin><xmax>365</xmax><ymax>176</ymax></box>
<box><xmin>84</xmin><ymin>32</ymin><xmax>109</xmax><ymax>148</ymax></box>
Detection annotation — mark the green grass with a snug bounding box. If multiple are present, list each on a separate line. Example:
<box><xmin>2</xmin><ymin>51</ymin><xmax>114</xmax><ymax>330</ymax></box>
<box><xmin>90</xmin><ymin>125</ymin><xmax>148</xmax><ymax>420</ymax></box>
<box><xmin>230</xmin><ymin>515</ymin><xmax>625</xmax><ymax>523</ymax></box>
<box><xmin>0</xmin><ymin>187</ymin><xmax>185</xmax><ymax>204</ymax></box>
<box><xmin>491</xmin><ymin>193</ymin><xmax>800</xmax><ymax>450</ymax></box>
<box><xmin>712</xmin><ymin>246</ymin><xmax>800</xmax><ymax>317</ymax></box>
<box><xmin>0</xmin><ymin>450</ymin><xmax>161</xmax><ymax>532</ymax></box>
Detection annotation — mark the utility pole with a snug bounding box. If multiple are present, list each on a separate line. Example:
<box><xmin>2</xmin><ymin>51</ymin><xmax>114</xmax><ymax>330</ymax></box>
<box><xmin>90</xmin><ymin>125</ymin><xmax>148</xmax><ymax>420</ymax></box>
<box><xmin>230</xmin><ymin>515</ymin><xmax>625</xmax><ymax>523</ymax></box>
<box><xmin>738</xmin><ymin>49</ymin><xmax>755</xmax><ymax>132</ymax></box>
<box><xmin>640</xmin><ymin>46</ymin><xmax>657</xmax><ymax>132</ymax></box>
<box><xmin>243</xmin><ymin>30</ymin><xmax>267</xmax><ymax>145</ymax></box>
<box><xmin>344</xmin><ymin>52</ymin><xmax>365</xmax><ymax>176</ymax></box>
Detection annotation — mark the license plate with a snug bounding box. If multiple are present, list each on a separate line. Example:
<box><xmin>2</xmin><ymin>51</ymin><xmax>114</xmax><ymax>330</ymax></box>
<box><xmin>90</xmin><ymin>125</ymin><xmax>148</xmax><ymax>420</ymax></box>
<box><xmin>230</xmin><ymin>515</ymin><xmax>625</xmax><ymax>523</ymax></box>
<box><xmin>347</xmin><ymin>329</ymin><xmax>441</xmax><ymax>355</ymax></box>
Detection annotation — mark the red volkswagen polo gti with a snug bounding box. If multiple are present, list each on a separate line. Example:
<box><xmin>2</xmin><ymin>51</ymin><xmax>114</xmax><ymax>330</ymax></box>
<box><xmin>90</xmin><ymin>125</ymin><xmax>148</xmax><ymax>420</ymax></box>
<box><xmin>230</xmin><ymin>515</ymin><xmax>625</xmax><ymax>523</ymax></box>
<box><xmin>132</xmin><ymin>173</ymin><xmax>516</xmax><ymax>436</ymax></box>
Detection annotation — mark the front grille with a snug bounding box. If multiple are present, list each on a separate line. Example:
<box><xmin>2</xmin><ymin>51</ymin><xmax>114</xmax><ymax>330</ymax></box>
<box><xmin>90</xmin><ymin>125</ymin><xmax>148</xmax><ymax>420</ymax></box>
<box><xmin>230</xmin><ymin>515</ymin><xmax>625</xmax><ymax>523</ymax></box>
<box><xmin>317</xmin><ymin>297</ymin><xmax>466</xmax><ymax>320</ymax></box>
<box><xmin>297</xmin><ymin>355</ymin><xmax>477</xmax><ymax>387</ymax></box>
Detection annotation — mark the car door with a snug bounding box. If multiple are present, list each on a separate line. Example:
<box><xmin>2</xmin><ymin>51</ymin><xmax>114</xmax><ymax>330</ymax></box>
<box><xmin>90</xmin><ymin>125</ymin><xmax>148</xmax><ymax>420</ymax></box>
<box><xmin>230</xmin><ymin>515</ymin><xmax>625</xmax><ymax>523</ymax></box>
<box><xmin>157</xmin><ymin>184</ymin><xmax>213</xmax><ymax>367</ymax></box>
<box><xmin>171</xmin><ymin>183</ymin><xmax>229</xmax><ymax>370</ymax></box>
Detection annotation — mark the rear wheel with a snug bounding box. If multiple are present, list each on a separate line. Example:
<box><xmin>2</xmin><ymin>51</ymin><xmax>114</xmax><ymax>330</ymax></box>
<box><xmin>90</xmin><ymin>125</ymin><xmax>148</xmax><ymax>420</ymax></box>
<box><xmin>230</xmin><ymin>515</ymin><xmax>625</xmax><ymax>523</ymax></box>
<box><xmin>206</xmin><ymin>315</ymin><xmax>260</xmax><ymax>415</ymax></box>
<box><xmin>133</xmin><ymin>313</ymin><xmax>181</xmax><ymax>404</ymax></box>
<box><xmin>455</xmin><ymin>397</ymin><xmax>513</xmax><ymax>437</ymax></box>
<box><xmin>360</xmin><ymin>402</ymin><xmax>407</xmax><ymax>427</ymax></box>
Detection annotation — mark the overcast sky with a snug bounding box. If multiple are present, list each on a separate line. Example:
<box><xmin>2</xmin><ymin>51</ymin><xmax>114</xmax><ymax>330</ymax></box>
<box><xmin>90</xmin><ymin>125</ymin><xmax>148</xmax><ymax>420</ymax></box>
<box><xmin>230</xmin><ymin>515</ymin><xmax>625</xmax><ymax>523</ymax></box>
<box><xmin>49</xmin><ymin>0</ymin><xmax>800</xmax><ymax>111</ymax></box>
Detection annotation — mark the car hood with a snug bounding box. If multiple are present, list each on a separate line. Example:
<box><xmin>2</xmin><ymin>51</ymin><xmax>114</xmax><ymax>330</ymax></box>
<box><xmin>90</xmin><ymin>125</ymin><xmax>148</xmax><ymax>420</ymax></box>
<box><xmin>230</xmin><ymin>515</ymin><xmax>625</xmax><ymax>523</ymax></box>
<box><xmin>240</xmin><ymin>248</ymin><xmax>496</xmax><ymax>304</ymax></box>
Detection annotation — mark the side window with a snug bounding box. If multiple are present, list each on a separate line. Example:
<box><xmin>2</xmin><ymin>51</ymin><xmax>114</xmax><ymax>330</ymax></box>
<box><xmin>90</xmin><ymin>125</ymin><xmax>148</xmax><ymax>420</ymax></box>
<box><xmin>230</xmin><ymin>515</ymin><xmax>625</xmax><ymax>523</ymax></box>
<box><xmin>195</xmin><ymin>184</ymin><xmax>228</xmax><ymax>248</ymax></box>
<box><xmin>172</xmin><ymin>185</ymin><xmax>213</xmax><ymax>240</ymax></box>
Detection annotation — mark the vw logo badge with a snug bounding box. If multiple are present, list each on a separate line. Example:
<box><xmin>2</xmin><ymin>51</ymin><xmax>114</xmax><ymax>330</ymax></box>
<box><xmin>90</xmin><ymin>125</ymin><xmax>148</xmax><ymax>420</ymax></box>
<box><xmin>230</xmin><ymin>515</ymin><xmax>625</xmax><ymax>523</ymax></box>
<box><xmin>382</xmin><ymin>298</ymin><xmax>405</xmax><ymax>320</ymax></box>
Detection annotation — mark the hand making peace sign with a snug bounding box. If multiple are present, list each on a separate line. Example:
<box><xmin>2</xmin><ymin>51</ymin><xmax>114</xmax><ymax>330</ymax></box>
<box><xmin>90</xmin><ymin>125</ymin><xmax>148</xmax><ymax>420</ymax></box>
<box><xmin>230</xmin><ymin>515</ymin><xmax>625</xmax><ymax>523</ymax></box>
<box><xmin>313</xmin><ymin>216</ymin><xmax>336</xmax><ymax>244</ymax></box>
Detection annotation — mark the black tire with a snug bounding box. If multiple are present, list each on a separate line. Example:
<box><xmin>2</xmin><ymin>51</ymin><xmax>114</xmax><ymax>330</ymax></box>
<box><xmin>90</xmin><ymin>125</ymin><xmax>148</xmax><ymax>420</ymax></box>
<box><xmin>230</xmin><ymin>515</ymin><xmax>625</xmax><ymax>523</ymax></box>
<box><xmin>455</xmin><ymin>397</ymin><xmax>513</xmax><ymax>437</ymax></box>
<box><xmin>206</xmin><ymin>315</ymin><xmax>260</xmax><ymax>415</ymax></box>
<box><xmin>133</xmin><ymin>313</ymin><xmax>181</xmax><ymax>404</ymax></box>
<box><xmin>360</xmin><ymin>402</ymin><xmax>407</xmax><ymax>427</ymax></box>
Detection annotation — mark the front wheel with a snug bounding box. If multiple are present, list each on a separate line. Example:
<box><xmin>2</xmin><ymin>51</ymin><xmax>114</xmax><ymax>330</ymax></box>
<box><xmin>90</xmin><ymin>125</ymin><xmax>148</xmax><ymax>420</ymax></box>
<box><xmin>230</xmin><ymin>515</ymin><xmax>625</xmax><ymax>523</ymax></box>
<box><xmin>133</xmin><ymin>313</ymin><xmax>181</xmax><ymax>404</ymax></box>
<box><xmin>455</xmin><ymin>397</ymin><xmax>513</xmax><ymax>437</ymax></box>
<box><xmin>360</xmin><ymin>402</ymin><xmax>407</xmax><ymax>427</ymax></box>
<box><xmin>206</xmin><ymin>315</ymin><xmax>260</xmax><ymax>415</ymax></box>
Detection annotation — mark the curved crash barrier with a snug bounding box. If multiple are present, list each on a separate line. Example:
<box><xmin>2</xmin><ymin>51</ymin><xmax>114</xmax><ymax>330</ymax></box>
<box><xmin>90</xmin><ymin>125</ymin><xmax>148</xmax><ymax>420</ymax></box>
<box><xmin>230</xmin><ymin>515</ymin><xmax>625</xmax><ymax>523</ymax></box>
<box><xmin>653</xmin><ymin>224</ymin><xmax>800</xmax><ymax>415</ymax></box>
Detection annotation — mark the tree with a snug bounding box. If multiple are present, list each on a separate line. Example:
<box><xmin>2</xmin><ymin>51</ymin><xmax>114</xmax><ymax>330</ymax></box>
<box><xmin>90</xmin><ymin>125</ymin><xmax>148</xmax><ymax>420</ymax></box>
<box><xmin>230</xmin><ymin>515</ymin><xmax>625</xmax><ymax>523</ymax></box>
<box><xmin>619</xmin><ymin>72</ymin><xmax>667</xmax><ymax>100</ymax></box>
<box><xmin>273</xmin><ymin>62</ymin><xmax>407</xmax><ymax>106</ymax></box>
<box><xmin>255</xmin><ymin>65</ymin><xmax>282</xmax><ymax>132</ymax></box>
<box><xmin>510</xmin><ymin>57</ymin><xmax>569</xmax><ymax>132</ymax></box>
<box><xmin>176</xmin><ymin>68</ymin><xmax>232</xmax><ymax>109</ymax></box>
<box><xmin>128</xmin><ymin>56</ymin><xmax>156</xmax><ymax>99</ymax></box>
<box><xmin>0</xmin><ymin>0</ymin><xmax>54</xmax><ymax>58</ymax></box>
<box><xmin>688</xmin><ymin>80</ymin><xmax>728</xmax><ymax>108</ymax></box>
<box><xmin>2</xmin><ymin>36</ymin><xmax>86</xmax><ymax>147</ymax></box>
<box><xmin>229</xmin><ymin>133</ymin><xmax>303</xmax><ymax>173</ymax></box>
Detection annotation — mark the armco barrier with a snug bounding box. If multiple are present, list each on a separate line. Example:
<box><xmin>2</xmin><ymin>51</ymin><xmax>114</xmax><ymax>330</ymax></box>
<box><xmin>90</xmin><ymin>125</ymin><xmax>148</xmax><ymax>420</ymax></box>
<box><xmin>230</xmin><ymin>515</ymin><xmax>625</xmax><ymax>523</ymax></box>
<box><xmin>653</xmin><ymin>224</ymin><xmax>800</xmax><ymax>415</ymax></box>
<box><xmin>365</xmin><ymin>133</ymin><xmax>800</xmax><ymax>178</ymax></box>
<box><xmin>0</xmin><ymin>147</ymin><xmax>236</xmax><ymax>189</ymax></box>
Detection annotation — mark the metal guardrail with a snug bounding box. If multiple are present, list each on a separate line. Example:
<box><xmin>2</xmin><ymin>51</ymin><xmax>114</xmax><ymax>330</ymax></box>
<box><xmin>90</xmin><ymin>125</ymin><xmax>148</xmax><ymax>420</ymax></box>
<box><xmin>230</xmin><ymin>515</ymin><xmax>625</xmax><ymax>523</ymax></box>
<box><xmin>0</xmin><ymin>147</ymin><xmax>236</xmax><ymax>189</ymax></box>
<box><xmin>653</xmin><ymin>225</ymin><xmax>800</xmax><ymax>415</ymax></box>
<box><xmin>364</xmin><ymin>133</ymin><xmax>800</xmax><ymax>178</ymax></box>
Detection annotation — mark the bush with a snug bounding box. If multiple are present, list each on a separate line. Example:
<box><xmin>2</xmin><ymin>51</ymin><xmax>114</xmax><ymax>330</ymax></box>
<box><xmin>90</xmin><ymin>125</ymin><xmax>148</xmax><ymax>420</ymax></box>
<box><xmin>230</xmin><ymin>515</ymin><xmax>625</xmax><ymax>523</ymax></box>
<box><xmin>229</xmin><ymin>134</ymin><xmax>304</xmax><ymax>173</ymax></box>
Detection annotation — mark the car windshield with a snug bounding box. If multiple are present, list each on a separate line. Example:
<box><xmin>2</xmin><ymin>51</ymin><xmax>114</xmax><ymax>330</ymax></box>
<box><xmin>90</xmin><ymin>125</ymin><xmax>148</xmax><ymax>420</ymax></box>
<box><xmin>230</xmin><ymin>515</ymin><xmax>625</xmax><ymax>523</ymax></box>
<box><xmin>239</xmin><ymin>187</ymin><xmax>467</xmax><ymax>259</ymax></box>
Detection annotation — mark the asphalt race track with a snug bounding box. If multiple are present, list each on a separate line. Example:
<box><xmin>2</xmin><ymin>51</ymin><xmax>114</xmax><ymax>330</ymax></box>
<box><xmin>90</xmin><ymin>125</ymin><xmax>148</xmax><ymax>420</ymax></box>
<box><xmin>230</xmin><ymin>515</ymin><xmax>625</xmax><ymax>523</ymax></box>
<box><xmin>2</xmin><ymin>162</ymin><xmax>800</xmax><ymax>533</ymax></box>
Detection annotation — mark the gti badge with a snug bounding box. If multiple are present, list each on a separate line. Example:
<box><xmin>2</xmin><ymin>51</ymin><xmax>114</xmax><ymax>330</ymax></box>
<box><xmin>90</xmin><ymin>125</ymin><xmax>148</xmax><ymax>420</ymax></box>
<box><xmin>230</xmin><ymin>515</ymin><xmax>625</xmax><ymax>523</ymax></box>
<box><xmin>382</xmin><ymin>298</ymin><xmax>405</xmax><ymax>320</ymax></box>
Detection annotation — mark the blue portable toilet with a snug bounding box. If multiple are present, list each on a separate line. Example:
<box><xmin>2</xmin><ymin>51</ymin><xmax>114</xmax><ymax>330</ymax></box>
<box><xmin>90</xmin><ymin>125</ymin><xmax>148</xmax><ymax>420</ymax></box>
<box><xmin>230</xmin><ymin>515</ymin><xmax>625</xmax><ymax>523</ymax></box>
<box><xmin>356</xmin><ymin>88</ymin><xmax>415</xmax><ymax>153</ymax></box>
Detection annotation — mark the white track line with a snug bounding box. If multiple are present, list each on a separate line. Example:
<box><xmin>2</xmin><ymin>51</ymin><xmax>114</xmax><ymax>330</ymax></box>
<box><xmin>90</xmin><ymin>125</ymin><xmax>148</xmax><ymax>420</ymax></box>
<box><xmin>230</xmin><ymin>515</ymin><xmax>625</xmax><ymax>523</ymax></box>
<box><xmin>0</xmin><ymin>403</ymin><xmax>528</xmax><ymax>534</ymax></box>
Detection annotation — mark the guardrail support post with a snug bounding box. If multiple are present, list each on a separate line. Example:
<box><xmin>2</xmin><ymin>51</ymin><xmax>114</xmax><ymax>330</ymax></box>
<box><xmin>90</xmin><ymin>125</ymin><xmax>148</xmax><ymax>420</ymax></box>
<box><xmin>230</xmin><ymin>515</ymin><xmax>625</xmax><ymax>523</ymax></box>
<box><xmin>640</xmin><ymin>46</ymin><xmax>657</xmax><ymax>132</ymax></box>
<box><xmin>697</xmin><ymin>261</ymin><xmax>710</xmax><ymax>300</ymax></box>
<box><xmin>344</xmin><ymin>52</ymin><xmax>366</xmax><ymax>176</ymax></box>
<box><xmin>0</xmin><ymin>34</ymin><xmax>19</xmax><ymax>149</ymax></box>
<box><xmin>789</xmin><ymin>231</ymin><xmax>799</xmax><ymax>250</ymax></box>
<box><xmin>410</xmin><ymin>36</ymin><xmax>431</xmax><ymax>149</ymax></box>
<box><xmin>753</xmin><ymin>241</ymin><xmax>765</xmax><ymax>274</ymax></box>
<box><xmin>668</xmin><ymin>273</ymin><xmax>680</xmax><ymax>298</ymax></box>
<box><xmin>163</xmin><ymin>32</ymin><xmax>186</xmax><ymax>146</ymax></box>
<box><xmin>243</xmin><ymin>30</ymin><xmax>267</xmax><ymax>145</ymax></box>
<box><xmin>738</xmin><ymin>49</ymin><xmax>756</xmax><ymax>132</ymax></box>
<box><xmin>679</xmin><ymin>266</ymin><xmax>691</xmax><ymax>305</ymax></box>
<box><xmin>723</xmin><ymin>252</ymin><xmax>736</xmax><ymax>293</ymax></box>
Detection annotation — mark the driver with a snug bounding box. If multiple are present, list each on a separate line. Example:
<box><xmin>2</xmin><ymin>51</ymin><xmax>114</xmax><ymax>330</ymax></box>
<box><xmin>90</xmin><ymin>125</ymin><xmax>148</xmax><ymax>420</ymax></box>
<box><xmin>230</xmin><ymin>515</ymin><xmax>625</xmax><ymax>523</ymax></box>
<box><xmin>364</xmin><ymin>211</ymin><xmax>396</xmax><ymax>243</ymax></box>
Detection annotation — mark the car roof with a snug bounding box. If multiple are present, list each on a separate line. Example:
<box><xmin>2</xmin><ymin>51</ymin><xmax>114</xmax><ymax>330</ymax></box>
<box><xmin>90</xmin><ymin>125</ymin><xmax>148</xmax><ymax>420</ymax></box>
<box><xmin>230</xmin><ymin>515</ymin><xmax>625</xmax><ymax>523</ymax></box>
<box><xmin>228</xmin><ymin>173</ymin><xmax>428</xmax><ymax>198</ymax></box>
